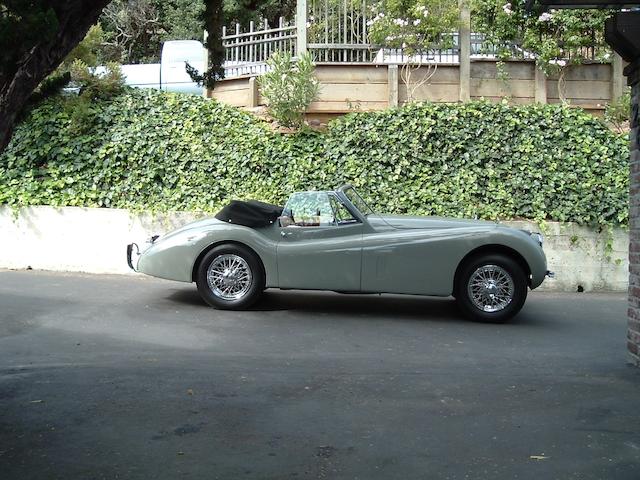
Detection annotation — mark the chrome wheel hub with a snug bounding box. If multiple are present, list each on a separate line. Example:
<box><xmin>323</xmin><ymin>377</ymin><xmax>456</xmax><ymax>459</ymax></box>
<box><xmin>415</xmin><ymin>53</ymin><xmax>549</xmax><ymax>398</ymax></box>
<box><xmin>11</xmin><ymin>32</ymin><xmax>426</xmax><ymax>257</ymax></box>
<box><xmin>467</xmin><ymin>264</ymin><xmax>514</xmax><ymax>313</ymax></box>
<box><xmin>207</xmin><ymin>254</ymin><xmax>252</xmax><ymax>300</ymax></box>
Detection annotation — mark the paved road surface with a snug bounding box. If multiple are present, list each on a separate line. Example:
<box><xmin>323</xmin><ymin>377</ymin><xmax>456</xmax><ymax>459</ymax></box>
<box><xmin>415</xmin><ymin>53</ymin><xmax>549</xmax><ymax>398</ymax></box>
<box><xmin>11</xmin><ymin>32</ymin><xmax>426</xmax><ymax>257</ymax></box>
<box><xmin>1</xmin><ymin>270</ymin><xmax>639</xmax><ymax>479</ymax></box>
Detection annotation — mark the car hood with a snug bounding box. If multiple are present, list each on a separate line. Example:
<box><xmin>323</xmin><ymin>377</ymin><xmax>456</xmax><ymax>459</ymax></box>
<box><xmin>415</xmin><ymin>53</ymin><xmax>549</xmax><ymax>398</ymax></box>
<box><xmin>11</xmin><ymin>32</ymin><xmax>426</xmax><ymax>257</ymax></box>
<box><xmin>368</xmin><ymin>214</ymin><xmax>497</xmax><ymax>231</ymax></box>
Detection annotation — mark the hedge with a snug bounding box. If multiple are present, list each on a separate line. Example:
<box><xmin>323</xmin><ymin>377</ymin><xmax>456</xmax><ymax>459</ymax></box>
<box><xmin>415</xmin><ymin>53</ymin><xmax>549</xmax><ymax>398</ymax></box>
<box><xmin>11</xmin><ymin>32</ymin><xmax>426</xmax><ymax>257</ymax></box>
<box><xmin>0</xmin><ymin>88</ymin><xmax>629</xmax><ymax>228</ymax></box>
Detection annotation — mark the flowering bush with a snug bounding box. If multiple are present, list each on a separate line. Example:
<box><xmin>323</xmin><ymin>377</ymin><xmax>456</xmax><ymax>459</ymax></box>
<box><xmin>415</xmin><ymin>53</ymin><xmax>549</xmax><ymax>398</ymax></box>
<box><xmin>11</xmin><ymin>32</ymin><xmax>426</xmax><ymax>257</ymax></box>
<box><xmin>367</xmin><ymin>0</ymin><xmax>458</xmax><ymax>53</ymax></box>
<box><xmin>472</xmin><ymin>0</ymin><xmax>612</xmax><ymax>73</ymax></box>
<box><xmin>365</xmin><ymin>0</ymin><xmax>459</xmax><ymax>102</ymax></box>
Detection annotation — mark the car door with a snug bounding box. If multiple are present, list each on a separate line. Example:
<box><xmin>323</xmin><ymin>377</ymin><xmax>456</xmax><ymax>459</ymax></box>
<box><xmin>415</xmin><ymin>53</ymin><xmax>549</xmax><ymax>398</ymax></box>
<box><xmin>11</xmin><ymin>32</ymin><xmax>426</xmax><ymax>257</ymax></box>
<box><xmin>277</xmin><ymin>192</ymin><xmax>363</xmax><ymax>291</ymax></box>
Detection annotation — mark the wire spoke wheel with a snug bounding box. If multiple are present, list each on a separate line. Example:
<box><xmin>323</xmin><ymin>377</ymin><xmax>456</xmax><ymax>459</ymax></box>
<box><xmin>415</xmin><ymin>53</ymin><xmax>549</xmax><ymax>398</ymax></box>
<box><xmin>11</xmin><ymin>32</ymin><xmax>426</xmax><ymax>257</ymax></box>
<box><xmin>466</xmin><ymin>264</ymin><xmax>515</xmax><ymax>313</ymax></box>
<box><xmin>207</xmin><ymin>254</ymin><xmax>253</xmax><ymax>301</ymax></box>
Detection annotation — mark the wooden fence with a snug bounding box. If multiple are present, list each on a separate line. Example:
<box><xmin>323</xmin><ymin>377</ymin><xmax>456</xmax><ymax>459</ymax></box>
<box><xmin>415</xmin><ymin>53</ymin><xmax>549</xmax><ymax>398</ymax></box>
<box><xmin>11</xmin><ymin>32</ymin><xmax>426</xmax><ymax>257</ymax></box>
<box><xmin>208</xmin><ymin>60</ymin><xmax>625</xmax><ymax>122</ymax></box>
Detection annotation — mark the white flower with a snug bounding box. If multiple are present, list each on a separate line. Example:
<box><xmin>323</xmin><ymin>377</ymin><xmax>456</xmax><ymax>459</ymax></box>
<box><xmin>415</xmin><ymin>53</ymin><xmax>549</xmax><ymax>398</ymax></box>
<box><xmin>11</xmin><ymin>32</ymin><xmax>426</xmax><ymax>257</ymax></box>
<box><xmin>413</xmin><ymin>19</ymin><xmax>421</xmax><ymax>26</ymax></box>
<box><xmin>502</xmin><ymin>3</ymin><xmax>513</xmax><ymax>15</ymax></box>
<box><xmin>366</xmin><ymin>19</ymin><xmax>374</xmax><ymax>26</ymax></box>
<box><xmin>402</xmin><ymin>42</ymin><xmax>407</xmax><ymax>48</ymax></box>
<box><xmin>548</xmin><ymin>59</ymin><xmax>566</xmax><ymax>67</ymax></box>
<box><xmin>538</xmin><ymin>12</ymin><xmax>553</xmax><ymax>22</ymax></box>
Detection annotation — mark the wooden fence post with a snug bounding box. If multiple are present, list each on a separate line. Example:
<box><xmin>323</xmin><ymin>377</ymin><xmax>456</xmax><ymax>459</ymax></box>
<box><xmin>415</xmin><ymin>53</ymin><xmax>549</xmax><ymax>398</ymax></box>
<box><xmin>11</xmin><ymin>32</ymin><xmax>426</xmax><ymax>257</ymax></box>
<box><xmin>296</xmin><ymin>0</ymin><xmax>308</xmax><ymax>56</ymax></box>
<box><xmin>534</xmin><ymin>65</ymin><xmax>547</xmax><ymax>104</ymax></box>
<box><xmin>388</xmin><ymin>65</ymin><xmax>399</xmax><ymax>107</ymax></box>
<box><xmin>458</xmin><ymin>3</ymin><xmax>471</xmax><ymax>102</ymax></box>
<box><xmin>248</xmin><ymin>77</ymin><xmax>259</xmax><ymax>108</ymax></box>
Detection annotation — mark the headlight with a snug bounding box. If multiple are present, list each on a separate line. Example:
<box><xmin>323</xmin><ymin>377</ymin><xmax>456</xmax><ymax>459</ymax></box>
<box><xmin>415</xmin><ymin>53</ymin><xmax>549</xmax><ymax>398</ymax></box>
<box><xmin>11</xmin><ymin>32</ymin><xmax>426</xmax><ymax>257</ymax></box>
<box><xmin>531</xmin><ymin>232</ymin><xmax>543</xmax><ymax>246</ymax></box>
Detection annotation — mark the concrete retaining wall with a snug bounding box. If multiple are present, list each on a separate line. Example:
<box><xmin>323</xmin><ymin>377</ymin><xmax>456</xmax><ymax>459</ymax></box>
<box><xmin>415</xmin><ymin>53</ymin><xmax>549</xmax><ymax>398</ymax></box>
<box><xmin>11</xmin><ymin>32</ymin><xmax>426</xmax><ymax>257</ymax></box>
<box><xmin>505</xmin><ymin>220</ymin><xmax>628</xmax><ymax>292</ymax></box>
<box><xmin>0</xmin><ymin>206</ymin><xmax>629</xmax><ymax>292</ymax></box>
<box><xmin>0</xmin><ymin>206</ymin><xmax>204</xmax><ymax>276</ymax></box>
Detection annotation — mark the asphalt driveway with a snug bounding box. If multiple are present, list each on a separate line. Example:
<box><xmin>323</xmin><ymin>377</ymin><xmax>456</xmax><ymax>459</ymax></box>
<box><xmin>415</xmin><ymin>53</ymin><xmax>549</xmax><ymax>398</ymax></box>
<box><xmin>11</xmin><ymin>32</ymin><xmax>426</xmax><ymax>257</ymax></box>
<box><xmin>1</xmin><ymin>270</ymin><xmax>639</xmax><ymax>479</ymax></box>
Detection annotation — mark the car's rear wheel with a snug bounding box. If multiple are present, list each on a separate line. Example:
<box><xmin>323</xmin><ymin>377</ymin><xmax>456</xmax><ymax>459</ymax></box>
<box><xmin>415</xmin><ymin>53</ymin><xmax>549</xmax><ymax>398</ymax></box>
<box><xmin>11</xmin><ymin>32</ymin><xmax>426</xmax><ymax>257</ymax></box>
<box><xmin>455</xmin><ymin>254</ymin><xmax>527</xmax><ymax>323</ymax></box>
<box><xmin>196</xmin><ymin>244</ymin><xmax>264</xmax><ymax>310</ymax></box>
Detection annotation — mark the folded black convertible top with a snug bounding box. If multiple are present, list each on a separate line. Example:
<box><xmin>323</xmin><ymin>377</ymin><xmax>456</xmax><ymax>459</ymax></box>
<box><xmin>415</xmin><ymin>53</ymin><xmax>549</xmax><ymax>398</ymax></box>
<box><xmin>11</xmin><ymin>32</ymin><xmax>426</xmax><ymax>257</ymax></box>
<box><xmin>215</xmin><ymin>200</ymin><xmax>283</xmax><ymax>228</ymax></box>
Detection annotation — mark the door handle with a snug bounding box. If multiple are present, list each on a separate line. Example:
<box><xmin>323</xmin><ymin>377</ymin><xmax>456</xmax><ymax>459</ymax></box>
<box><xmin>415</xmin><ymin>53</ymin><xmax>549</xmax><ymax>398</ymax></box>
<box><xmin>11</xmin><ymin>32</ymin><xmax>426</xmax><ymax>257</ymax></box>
<box><xmin>280</xmin><ymin>231</ymin><xmax>292</xmax><ymax>237</ymax></box>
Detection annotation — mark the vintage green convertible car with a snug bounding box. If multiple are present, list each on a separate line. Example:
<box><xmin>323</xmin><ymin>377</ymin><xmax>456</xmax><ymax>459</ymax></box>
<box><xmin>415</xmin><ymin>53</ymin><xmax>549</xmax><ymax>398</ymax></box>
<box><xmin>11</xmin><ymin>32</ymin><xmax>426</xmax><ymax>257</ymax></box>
<box><xmin>127</xmin><ymin>185</ymin><xmax>552</xmax><ymax>322</ymax></box>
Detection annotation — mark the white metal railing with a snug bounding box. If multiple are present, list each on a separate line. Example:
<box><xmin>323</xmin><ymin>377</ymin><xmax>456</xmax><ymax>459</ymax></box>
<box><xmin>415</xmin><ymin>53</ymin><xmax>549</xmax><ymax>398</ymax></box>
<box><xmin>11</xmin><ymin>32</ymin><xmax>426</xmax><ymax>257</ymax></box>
<box><xmin>220</xmin><ymin>24</ymin><xmax>463</xmax><ymax>77</ymax></box>
<box><xmin>219</xmin><ymin>23</ymin><xmax>530</xmax><ymax>78</ymax></box>
<box><xmin>307</xmin><ymin>0</ymin><xmax>372</xmax><ymax>63</ymax></box>
<box><xmin>222</xmin><ymin>18</ymin><xmax>297</xmax><ymax>77</ymax></box>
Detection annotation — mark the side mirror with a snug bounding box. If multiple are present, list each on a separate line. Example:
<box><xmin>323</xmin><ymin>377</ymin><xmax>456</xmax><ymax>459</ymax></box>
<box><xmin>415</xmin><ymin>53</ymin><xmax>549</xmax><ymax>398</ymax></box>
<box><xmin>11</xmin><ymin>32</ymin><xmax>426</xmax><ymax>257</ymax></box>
<box><xmin>278</xmin><ymin>215</ymin><xmax>294</xmax><ymax>227</ymax></box>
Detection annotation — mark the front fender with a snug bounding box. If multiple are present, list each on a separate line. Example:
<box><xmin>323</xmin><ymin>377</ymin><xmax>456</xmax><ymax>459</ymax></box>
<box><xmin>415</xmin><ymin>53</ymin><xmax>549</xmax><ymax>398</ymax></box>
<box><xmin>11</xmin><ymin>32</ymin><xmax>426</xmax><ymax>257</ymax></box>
<box><xmin>482</xmin><ymin>227</ymin><xmax>548</xmax><ymax>289</ymax></box>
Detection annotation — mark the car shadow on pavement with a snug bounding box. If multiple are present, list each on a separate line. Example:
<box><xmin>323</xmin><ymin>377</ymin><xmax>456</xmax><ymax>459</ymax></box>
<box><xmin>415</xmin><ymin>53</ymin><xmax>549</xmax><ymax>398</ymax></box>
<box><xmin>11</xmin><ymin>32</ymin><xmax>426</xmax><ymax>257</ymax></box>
<box><xmin>166</xmin><ymin>287</ymin><xmax>507</xmax><ymax>324</ymax></box>
<box><xmin>165</xmin><ymin>287</ymin><xmax>209</xmax><ymax>307</ymax></box>
<box><xmin>165</xmin><ymin>287</ymin><xmax>556</xmax><ymax>326</ymax></box>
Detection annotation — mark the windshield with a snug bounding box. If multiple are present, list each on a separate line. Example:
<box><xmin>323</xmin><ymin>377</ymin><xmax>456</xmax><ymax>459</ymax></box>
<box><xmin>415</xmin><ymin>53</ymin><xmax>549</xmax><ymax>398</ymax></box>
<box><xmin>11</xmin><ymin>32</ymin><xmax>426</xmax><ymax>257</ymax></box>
<box><xmin>342</xmin><ymin>186</ymin><xmax>374</xmax><ymax>216</ymax></box>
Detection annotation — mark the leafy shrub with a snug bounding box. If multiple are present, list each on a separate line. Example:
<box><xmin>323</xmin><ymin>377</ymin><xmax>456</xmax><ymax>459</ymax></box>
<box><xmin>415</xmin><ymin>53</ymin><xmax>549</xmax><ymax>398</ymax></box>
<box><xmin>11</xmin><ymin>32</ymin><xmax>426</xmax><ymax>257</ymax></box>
<box><xmin>0</xmin><ymin>89</ymin><xmax>629</xmax><ymax>228</ymax></box>
<box><xmin>63</xmin><ymin>24</ymin><xmax>107</xmax><ymax>70</ymax></box>
<box><xmin>28</xmin><ymin>26</ymin><xmax>109</xmax><ymax>105</ymax></box>
<box><xmin>30</xmin><ymin>71</ymin><xmax>72</xmax><ymax>104</ymax></box>
<box><xmin>69</xmin><ymin>60</ymin><xmax>126</xmax><ymax>100</ymax></box>
<box><xmin>259</xmin><ymin>52</ymin><xmax>319</xmax><ymax>128</ymax></box>
<box><xmin>605</xmin><ymin>88</ymin><xmax>632</xmax><ymax>132</ymax></box>
<box><xmin>63</xmin><ymin>61</ymin><xmax>126</xmax><ymax>134</ymax></box>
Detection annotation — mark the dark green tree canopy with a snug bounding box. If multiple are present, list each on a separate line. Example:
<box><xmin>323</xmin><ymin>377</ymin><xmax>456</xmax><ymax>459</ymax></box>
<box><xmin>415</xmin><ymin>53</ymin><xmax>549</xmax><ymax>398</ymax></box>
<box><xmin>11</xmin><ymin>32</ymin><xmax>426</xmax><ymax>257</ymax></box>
<box><xmin>1</xmin><ymin>2</ymin><xmax>59</xmax><ymax>91</ymax></box>
<box><xmin>0</xmin><ymin>0</ymin><xmax>238</xmax><ymax>153</ymax></box>
<box><xmin>0</xmin><ymin>0</ymin><xmax>112</xmax><ymax>152</ymax></box>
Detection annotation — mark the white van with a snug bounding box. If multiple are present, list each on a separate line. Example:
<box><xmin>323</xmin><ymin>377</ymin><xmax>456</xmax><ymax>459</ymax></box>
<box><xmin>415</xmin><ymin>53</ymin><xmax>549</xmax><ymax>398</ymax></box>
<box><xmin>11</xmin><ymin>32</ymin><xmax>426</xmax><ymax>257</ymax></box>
<box><xmin>115</xmin><ymin>40</ymin><xmax>206</xmax><ymax>95</ymax></box>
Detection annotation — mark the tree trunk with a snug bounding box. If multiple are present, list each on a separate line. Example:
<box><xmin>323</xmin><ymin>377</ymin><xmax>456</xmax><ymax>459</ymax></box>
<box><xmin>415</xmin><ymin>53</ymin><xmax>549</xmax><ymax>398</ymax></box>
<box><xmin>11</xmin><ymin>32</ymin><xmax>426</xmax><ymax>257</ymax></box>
<box><xmin>0</xmin><ymin>1</ymin><xmax>112</xmax><ymax>154</ymax></box>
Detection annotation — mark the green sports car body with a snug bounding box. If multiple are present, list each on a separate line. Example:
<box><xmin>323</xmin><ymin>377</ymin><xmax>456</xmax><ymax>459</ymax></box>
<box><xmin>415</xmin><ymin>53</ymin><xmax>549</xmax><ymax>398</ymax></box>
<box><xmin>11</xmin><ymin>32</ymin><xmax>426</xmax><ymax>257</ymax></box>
<box><xmin>127</xmin><ymin>185</ymin><xmax>552</xmax><ymax>321</ymax></box>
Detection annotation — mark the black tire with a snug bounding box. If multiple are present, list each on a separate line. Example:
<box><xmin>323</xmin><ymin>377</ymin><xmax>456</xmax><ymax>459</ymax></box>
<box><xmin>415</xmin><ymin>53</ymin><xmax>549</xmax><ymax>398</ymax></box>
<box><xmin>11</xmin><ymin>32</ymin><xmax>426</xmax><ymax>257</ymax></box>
<box><xmin>455</xmin><ymin>254</ymin><xmax>528</xmax><ymax>323</ymax></box>
<box><xmin>195</xmin><ymin>244</ymin><xmax>265</xmax><ymax>310</ymax></box>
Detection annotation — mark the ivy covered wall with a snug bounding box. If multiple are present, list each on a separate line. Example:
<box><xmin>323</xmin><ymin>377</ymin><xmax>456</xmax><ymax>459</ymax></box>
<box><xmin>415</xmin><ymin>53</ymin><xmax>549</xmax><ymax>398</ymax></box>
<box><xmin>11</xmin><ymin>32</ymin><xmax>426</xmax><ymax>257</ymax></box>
<box><xmin>0</xmin><ymin>89</ymin><xmax>629</xmax><ymax>230</ymax></box>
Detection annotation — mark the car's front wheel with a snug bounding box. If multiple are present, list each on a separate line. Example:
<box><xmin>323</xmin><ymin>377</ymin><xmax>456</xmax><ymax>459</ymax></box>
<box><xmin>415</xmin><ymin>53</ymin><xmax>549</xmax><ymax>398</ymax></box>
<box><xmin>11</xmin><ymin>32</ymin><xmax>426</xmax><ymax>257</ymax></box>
<box><xmin>455</xmin><ymin>254</ymin><xmax>528</xmax><ymax>323</ymax></box>
<box><xmin>195</xmin><ymin>244</ymin><xmax>264</xmax><ymax>310</ymax></box>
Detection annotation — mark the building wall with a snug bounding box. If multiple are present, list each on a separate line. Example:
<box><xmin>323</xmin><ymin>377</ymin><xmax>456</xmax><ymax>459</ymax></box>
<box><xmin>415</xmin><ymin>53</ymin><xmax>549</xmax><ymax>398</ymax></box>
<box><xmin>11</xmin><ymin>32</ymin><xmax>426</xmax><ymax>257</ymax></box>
<box><xmin>628</xmin><ymin>67</ymin><xmax>640</xmax><ymax>365</ymax></box>
<box><xmin>206</xmin><ymin>60</ymin><xmax>625</xmax><ymax>121</ymax></box>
